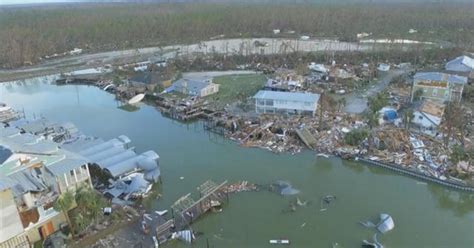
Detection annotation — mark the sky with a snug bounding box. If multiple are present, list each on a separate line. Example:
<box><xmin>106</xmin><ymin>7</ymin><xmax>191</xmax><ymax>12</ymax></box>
<box><xmin>0</xmin><ymin>0</ymin><xmax>470</xmax><ymax>6</ymax></box>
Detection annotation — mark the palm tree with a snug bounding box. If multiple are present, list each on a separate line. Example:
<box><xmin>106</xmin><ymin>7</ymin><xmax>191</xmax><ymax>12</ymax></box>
<box><xmin>366</xmin><ymin>111</ymin><xmax>379</xmax><ymax>152</ymax></box>
<box><xmin>403</xmin><ymin>108</ymin><xmax>414</xmax><ymax>131</ymax></box>
<box><xmin>53</xmin><ymin>191</ymin><xmax>75</xmax><ymax>236</ymax></box>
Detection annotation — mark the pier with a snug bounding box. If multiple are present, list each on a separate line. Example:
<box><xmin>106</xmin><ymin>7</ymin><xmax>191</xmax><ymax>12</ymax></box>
<box><xmin>155</xmin><ymin>180</ymin><xmax>229</xmax><ymax>244</ymax></box>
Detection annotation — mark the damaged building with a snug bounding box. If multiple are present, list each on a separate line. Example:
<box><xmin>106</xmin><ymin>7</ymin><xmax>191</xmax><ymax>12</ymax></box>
<box><xmin>0</xmin><ymin>125</ymin><xmax>92</xmax><ymax>248</ymax></box>
<box><xmin>410</xmin><ymin>72</ymin><xmax>467</xmax><ymax>103</ymax></box>
<box><xmin>61</xmin><ymin>135</ymin><xmax>160</xmax><ymax>183</ymax></box>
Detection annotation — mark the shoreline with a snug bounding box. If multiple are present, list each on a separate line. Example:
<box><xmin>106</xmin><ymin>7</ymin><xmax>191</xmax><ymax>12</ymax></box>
<box><xmin>4</xmin><ymin>73</ymin><xmax>473</xmax><ymax>193</ymax></box>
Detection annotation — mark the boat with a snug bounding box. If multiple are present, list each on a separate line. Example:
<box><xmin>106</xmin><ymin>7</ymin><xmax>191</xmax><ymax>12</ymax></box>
<box><xmin>128</xmin><ymin>93</ymin><xmax>145</xmax><ymax>105</ymax></box>
<box><xmin>269</xmin><ymin>239</ymin><xmax>290</xmax><ymax>245</ymax></box>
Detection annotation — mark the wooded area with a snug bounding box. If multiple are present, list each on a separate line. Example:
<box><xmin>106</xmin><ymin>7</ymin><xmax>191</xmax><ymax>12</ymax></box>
<box><xmin>0</xmin><ymin>3</ymin><xmax>473</xmax><ymax>68</ymax></box>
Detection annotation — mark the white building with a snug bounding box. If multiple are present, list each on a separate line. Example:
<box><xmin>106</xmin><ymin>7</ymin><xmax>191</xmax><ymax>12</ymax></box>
<box><xmin>254</xmin><ymin>90</ymin><xmax>320</xmax><ymax>116</ymax></box>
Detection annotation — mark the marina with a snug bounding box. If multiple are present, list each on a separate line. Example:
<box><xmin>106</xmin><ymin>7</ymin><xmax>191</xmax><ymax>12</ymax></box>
<box><xmin>0</xmin><ymin>78</ymin><xmax>473</xmax><ymax>247</ymax></box>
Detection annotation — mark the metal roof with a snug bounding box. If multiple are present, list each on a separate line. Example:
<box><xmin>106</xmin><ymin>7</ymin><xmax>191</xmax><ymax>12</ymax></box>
<box><xmin>254</xmin><ymin>90</ymin><xmax>321</xmax><ymax>103</ymax></box>
<box><xmin>446</xmin><ymin>55</ymin><xmax>474</xmax><ymax>72</ymax></box>
<box><xmin>414</xmin><ymin>72</ymin><xmax>467</xmax><ymax>84</ymax></box>
<box><xmin>47</xmin><ymin>157</ymin><xmax>88</xmax><ymax>176</ymax></box>
<box><xmin>173</xmin><ymin>78</ymin><xmax>212</xmax><ymax>93</ymax></box>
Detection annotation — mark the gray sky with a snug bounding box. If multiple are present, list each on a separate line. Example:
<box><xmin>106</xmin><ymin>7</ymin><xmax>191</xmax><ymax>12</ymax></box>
<box><xmin>0</xmin><ymin>0</ymin><xmax>71</xmax><ymax>4</ymax></box>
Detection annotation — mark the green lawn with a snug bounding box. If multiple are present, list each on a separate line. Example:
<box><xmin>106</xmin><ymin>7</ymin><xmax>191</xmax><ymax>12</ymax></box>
<box><xmin>207</xmin><ymin>74</ymin><xmax>267</xmax><ymax>108</ymax></box>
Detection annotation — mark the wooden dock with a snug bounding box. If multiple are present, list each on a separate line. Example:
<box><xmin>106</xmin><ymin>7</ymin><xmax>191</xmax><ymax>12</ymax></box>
<box><xmin>155</xmin><ymin>180</ymin><xmax>229</xmax><ymax>244</ymax></box>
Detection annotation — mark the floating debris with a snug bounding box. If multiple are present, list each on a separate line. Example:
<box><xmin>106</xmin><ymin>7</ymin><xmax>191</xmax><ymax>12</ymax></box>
<box><xmin>362</xmin><ymin>233</ymin><xmax>384</xmax><ymax>248</ymax></box>
<box><xmin>223</xmin><ymin>181</ymin><xmax>258</xmax><ymax>193</ymax></box>
<box><xmin>296</xmin><ymin>197</ymin><xmax>308</xmax><ymax>207</ymax></box>
<box><xmin>360</xmin><ymin>213</ymin><xmax>395</xmax><ymax>234</ymax></box>
<box><xmin>269</xmin><ymin>239</ymin><xmax>290</xmax><ymax>245</ymax></box>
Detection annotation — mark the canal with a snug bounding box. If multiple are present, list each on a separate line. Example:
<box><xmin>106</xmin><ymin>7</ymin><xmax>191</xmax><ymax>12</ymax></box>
<box><xmin>1</xmin><ymin>77</ymin><xmax>473</xmax><ymax>247</ymax></box>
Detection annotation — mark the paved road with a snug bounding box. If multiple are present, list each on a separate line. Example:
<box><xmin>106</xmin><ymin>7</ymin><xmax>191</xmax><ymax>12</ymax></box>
<box><xmin>182</xmin><ymin>70</ymin><xmax>259</xmax><ymax>80</ymax></box>
<box><xmin>343</xmin><ymin>69</ymin><xmax>409</xmax><ymax>114</ymax></box>
<box><xmin>0</xmin><ymin>38</ymin><xmax>430</xmax><ymax>82</ymax></box>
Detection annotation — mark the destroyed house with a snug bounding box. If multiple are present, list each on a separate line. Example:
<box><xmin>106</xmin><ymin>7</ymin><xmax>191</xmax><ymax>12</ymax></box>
<box><xmin>167</xmin><ymin>78</ymin><xmax>219</xmax><ymax>97</ymax></box>
<box><xmin>0</xmin><ymin>126</ymin><xmax>92</xmax><ymax>247</ymax></box>
<box><xmin>254</xmin><ymin>90</ymin><xmax>320</xmax><ymax>116</ymax></box>
<box><xmin>61</xmin><ymin>135</ymin><xmax>160</xmax><ymax>183</ymax></box>
<box><xmin>412</xmin><ymin>100</ymin><xmax>445</xmax><ymax>129</ymax></box>
<box><xmin>411</xmin><ymin>72</ymin><xmax>467</xmax><ymax>103</ymax></box>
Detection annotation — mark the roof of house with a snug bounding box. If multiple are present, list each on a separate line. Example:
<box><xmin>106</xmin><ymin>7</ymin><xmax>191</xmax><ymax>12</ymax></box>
<box><xmin>414</xmin><ymin>72</ymin><xmax>467</xmax><ymax>84</ymax></box>
<box><xmin>174</xmin><ymin>78</ymin><xmax>213</xmax><ymax>92</ymax></box>
<box><xmin>254</xmin><ymin>90</ymin><xmax>321</xmax><ymax>103</ymax></box>
<box><xmin>130</xmin><ymin>71</ymin><xmax>154</xmax><ymax>85</ymax></box>
<box><xmin>445</xmin><ymin>55</ymin><xmax>474</xmax><ymax>72</ymax></box>
<box><xmin>420</xmin><ymin>100</ymin><xmax>445</xmax><ymax>118</ymax></box>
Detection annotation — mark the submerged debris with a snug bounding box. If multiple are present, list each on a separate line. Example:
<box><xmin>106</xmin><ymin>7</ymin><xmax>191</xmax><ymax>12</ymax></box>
<box><xmin>270</xmin><ymin>180</ymin><xmax>300</xmax><ymax>195</ymax></box>
<box><xmin>320</xmin><ymin>195</ymin><xmax>336</xmax><ymax>211</ymax></box>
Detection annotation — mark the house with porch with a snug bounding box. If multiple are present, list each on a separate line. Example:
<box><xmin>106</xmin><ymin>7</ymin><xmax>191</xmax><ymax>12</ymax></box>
<box><xmin>254</xmin><ymin>90</ymin><xmax>320</xmax><ymax>116</ymax></box>
<box><xmin>410</xmin><ymin>72</ymin><xmax>467</xmax><ymax>103</ymax></box>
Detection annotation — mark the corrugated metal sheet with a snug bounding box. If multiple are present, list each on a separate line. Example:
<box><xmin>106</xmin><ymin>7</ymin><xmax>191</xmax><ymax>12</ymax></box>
<box><xmin>254</xmin><ymin>90</ymin><xmax>320</xmax><ymax>103</ymax></box>
<box><xmin>46</xmin><ymin>158</ymin><xmax>88</xmax><ymax>176</ymax></box>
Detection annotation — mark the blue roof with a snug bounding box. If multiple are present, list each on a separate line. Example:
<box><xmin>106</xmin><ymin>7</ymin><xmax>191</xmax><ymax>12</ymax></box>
<box><xmin>414</xmin><ymin>72</ymin><xmax>467</xmax><ymax>84</ymax></box>
<box><xmin>254</xmin><ymin>90</ymin><xmax>320</xmax><ymax>103</ymax></box>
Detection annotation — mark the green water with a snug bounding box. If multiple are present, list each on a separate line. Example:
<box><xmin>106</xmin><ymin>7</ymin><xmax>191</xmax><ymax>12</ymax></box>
<box><xmin>1</xmin><ymin>79</ymin><xmax>473</xmax><ymax>248</ymax></box>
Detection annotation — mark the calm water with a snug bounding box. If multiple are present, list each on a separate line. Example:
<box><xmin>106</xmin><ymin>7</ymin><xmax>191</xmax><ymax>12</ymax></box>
<box><xmin>1</xmin><ymin>78</ymin><xmax>473</xmax><ymax>248</ymax></box>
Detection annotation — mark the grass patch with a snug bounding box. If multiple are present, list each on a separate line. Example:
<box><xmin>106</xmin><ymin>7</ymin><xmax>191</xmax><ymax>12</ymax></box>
<box><xmin>207</xmin><ymin>74</ymin><xmax>267</xmax><ymax>108</ymax></box>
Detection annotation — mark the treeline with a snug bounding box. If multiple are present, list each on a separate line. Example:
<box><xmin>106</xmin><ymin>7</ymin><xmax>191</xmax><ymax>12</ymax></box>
<box><xmin>0</xmin><ymin>3</ymin><xmax>473</xmax><ymax>68</ymax></box>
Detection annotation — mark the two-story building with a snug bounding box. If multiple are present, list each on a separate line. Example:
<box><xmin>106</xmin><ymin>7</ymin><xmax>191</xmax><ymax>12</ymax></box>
<box><xmin>0</xmin><ymin>125</ymin><xmax>92</xmax><ymax>248</ymax></box>
<box><xmin>254</xmin><ymin>90</ymin><xmax>320</xmax><ymax>116</ymax></box>
<box><xmin>410</xmin><ymin>72</ymin><xmax>467</xmax><ymax>103</ymax></box>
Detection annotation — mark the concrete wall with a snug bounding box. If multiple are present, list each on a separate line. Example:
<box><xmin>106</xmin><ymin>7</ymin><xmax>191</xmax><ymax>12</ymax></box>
<box><xmin>200</xmin><ymin>83</ymin><xmax>219</xmax><ymax>97</ymax></box>
<box><xmin>0</xmin><ymin>189</ymin><xmax>24</xmax><ymax>243</ymax></box>
<box><xmin>24</xmin><ymin>211</ymin><xmax>65</xmax><ymax>243</ymax></box>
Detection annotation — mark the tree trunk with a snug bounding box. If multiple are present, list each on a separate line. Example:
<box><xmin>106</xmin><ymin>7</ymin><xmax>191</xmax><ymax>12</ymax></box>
<box><xmin>64</xmin><ymin>210</ymin><xmax>75</xmax><ymax>237</ymax></box>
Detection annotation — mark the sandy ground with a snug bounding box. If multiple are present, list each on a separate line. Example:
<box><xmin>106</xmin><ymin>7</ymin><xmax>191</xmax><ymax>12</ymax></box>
<box><xmin>0</xmin><ymin>38</ymin><xmax>430</xmax><ymax>82</ymax></box>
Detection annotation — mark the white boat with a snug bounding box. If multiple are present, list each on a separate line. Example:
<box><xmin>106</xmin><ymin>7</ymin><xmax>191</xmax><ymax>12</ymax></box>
<box><xmin>128</xmin><ymin>93</ymin><xmax>145</xmax><ymax>105</ymax></box>
<box><xmin>269</xmin><ymin>239</ymin><xmax>290</xmax><ymax>245</ymax></box>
